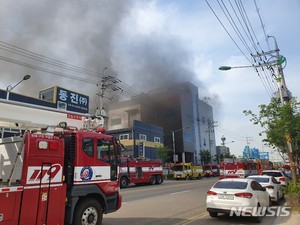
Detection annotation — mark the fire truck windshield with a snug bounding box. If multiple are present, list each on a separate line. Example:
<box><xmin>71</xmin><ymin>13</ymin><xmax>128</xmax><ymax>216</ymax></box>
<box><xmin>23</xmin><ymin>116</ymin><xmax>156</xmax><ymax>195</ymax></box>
<box><xmin>96</xmin><ymin>139</ymin><xmax>118</xmax><ymax>181</ymax></box>
<box><xmin>203</xmin><ymin>166</ymin><xmax>211</xmax><ymax>171</ymax></box>
<box><xmin>173</xmin><ymin>165</ymin><xmax>185</xmax><ymax>171</ymax></box>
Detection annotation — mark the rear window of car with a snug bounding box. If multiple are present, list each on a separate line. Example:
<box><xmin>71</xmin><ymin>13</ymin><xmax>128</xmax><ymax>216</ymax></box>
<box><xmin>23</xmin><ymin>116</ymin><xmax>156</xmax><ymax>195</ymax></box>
<box><xmin>213</xmin><ymin>181</ymin><xmax>248</xmax><ymax>189</ymax></box>
<box><xmin>261</xmin><ymin>172</ymin><xmax>282</xmax><ymax>177</ymax></box>
<box><xmin>249</xmin><ymin>177</ymin><xmax>269</xmax><ymax>183</ymax></box>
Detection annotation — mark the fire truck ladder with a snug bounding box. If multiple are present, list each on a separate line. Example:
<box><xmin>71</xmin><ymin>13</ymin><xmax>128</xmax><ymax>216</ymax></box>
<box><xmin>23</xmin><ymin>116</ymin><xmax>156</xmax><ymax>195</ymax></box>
<box><xmin>7</xmin><ymin>132</ymin><xmax>27</xmax><ymax>186</ymax></box>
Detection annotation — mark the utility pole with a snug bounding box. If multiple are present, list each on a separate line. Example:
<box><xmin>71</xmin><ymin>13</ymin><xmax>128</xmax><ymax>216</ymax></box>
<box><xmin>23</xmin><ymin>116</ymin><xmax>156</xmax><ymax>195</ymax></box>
<box><xmin>219</xmin><ymin>34</ymin><xmax>296</xmax><ymax>182</ymax></box>
<box><xmin>253</xmin><ymin>36</ymin><xmax>296</xmax><ymax>183</ymax></box>
<box><xmin>96</xmin><ymin>68</ymin><xmax>123</xmax><ymax>128</ymax></box>
<box><xmin>207</xmin><ymin>121</ymin><xmax>217</xmax><ymax>163</ymax></box>
<box><xmin>269</xmin><ymin>36</ymin><xmax>296</xmax><ymax>183</ymax></box>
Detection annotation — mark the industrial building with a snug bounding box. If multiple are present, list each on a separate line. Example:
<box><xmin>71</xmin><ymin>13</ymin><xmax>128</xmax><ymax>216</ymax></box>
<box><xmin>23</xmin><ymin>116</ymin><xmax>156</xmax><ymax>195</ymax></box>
<box><xmin>106</xmin><ymin>82</ymin><xmax>216</xmax><ymax>164</ymax></box>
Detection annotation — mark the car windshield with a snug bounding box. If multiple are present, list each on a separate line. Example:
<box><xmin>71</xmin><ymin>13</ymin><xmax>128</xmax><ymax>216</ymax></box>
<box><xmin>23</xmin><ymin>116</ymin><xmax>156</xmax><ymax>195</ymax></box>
<box><xmin>173</xmin><ymin>166</ymin><xmax>183</xmax><ymax>171</ymax></box>
<box><xmin>261</xmin><ymin>172</ymin><xmax>282</xmax><ymax>177</ymax></box>
<box><xmin>213</xmin><ymin>181</ymin><xmax>248</xmax><ymax>189</ymax></box>
<box><xmin>249</xmin><ymin>177</ymin><xmax>269</xmax><ymax>183</ymax></box>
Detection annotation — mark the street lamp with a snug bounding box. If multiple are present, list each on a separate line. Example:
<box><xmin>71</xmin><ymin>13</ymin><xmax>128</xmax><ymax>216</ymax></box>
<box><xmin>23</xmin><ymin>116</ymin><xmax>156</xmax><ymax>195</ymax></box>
<box><xmin>172</xmin><ymin>126</ymin><xmax>189</xmax><ymax>163</ymax></box>
<box><xmin>223</xmin><ymin>141</ymin><xmax>234</xmax><ymax>145</ymax></box>
<box><xmin>219</xmin><ymin>65</ymin><xmax>254</xmax><ymax>70</ymax></box>
<box><xmin>219</xmin><ymin>56</ymin><xmax>285</xmax><ymax>71</ymax></box>
<box><xmin>6</xmin><ymin>75</ymin><xmax>31</xmax><ymax>100</ymax></box>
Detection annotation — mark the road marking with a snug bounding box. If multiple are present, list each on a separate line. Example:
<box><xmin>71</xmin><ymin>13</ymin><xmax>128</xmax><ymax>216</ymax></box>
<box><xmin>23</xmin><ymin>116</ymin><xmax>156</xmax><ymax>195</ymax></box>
<box><xmin>121</xmin><ymin>178</ymin><xmax>217</xmax><ymax>194</ymax></box>
<box><xmin>174</xmin><ymin>211</ymin><xmax>208</xmax><ymax>225</ymax></box>
<box><xmin>169</xmin><ymin>190</ymin><xmax>190</xmax><ymax>195</ymax></box>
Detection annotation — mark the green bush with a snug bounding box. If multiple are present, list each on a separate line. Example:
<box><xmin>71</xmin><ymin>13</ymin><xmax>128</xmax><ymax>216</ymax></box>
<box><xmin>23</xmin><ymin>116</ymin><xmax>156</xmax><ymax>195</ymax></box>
<box><xmin>285</xmin><ymin>180</ymin><xmax>300</xmax><ymax>194</ymax></box>
<box><xmin>284</xmin><ymin>180</ymin><xmax>300</xmax><ymax>212</ymax></box>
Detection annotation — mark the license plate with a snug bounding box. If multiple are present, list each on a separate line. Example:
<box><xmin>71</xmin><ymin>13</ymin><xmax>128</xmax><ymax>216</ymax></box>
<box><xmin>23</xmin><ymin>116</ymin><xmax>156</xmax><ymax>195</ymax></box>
<box><xmin>218</xmin><ymin>194</ymin><xmax>234</xmax><ymax>200</ymax></box>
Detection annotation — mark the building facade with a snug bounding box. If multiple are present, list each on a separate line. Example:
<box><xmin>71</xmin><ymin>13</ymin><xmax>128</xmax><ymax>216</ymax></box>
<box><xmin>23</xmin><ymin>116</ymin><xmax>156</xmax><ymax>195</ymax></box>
<box><xmin>106</xmin><ymin>120</ymin><xmax>164</xmax><ymax>159</ymax></box>
<box><xmin>106</xmin><ymin>82</ymin><xmax>216</xmax><ymax>165</ymax></box>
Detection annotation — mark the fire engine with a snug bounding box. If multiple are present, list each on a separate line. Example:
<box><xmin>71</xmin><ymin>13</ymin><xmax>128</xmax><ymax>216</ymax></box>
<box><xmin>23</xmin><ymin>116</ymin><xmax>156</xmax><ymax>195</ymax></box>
<box><xmin>0</xmin><ymin>98</ymin><xmax>104</xmax><ymax>136</ymax></box>
<box><xmin>173</xmin><ymin>162</ymin><xmax>203</xmax><ymax>180</ymax></box>
<box><xmin>203</xmin><ymin>163</ymin><xmax>220</xmax><ymax>177</ymax></box>
<box><xmin>0</xmin><ymin>99</ymin><xmax>122</xmax><ymax>225</ymax></box>
<box><xmin>256</xmin><ymin>159</ymin><xmax>273</xmax><ymax>174</ymax></box>
<box><xmin>118</xmin><ymin>157</ymin><xmax>163</xmax><ymax>188</ymax></box>
<box><xmin>219</xmin><ymin>158</ymin><xmax>258</xmax><ymax>179</ymax></box>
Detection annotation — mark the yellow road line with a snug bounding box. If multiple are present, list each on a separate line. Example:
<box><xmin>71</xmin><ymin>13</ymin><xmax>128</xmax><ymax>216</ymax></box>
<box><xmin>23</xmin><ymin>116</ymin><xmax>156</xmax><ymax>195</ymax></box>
<box><xmin>174</xmin><ymin>211</ymin><xmax>208</xmax><ymax>225</ymax></box>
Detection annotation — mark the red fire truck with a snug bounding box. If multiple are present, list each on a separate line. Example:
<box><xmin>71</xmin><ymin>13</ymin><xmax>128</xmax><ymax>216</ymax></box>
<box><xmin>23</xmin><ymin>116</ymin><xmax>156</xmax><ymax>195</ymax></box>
<box><xmin>0</xmin><ymin>122</ymin><xmax>122</xmax><ymax>225</ymax></box>
<box><xmin>118</xmin><ymin>157</ymin><xmax>163</xmax><ymax>188</ymax></box>
<box><xmin>203</xmin><ymin>163</ymin><xmax>220</xmax><ymax>177</ymax></box>
<box><xmin>219</xmin><ymin>158</ymin><xmax>258</xmax><ymax>179</ymax></box>
<box><xmin>256</xmin><ymin>159</ymin><xmax>273</xmax><ymax>174</ymax></box>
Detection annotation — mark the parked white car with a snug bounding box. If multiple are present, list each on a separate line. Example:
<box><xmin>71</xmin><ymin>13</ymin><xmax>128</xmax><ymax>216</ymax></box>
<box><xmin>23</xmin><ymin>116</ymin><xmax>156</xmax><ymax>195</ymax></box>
<box><xmin>248</xmin><ymin>175</ymin><xmax>284</xmax><ymax>204</ymax></box>
<box><xmin>206</xmin><ymin>178</ymin><xmax>270</xmax><ymax>223</ymax></box>
<box><xmin>261</xmin><ymin>170</ymin><xmax>290</xmax><ymax>187</ymax></box>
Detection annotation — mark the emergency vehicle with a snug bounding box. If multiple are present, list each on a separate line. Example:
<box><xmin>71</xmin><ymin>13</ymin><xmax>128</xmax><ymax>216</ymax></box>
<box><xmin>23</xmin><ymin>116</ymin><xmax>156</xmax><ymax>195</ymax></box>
<box><xmin>0</xmin><ymin>98</ymin><xmax>103</xmax><ymax>137</ymax></box>
<box><xmin>203</xmin><ymin>163</ymin><xmax>220</xmax><ymax>177</ymax></box>
<box><xmin>219</xmin><ymin>158</ymin><xmax>258</xmax><ymax>179</ymax></box>
<box><xmin>256</xmin><ymin>159</ymin><xmax>273</xmax><ymax>174</ymax></box>
<box><xmin>0</xmin><ymin>98</ymin><xmax>121</xmax><ymax>225</ymax></box>
<box><xmin>118</xmin><ymin>157</ymin><xmax>163</xmax><ymax>188</ymax></box>
<box><xmin>173</xmin><ymin>162</ymin><xmax>203</xmax><ymax>180</ymax></box>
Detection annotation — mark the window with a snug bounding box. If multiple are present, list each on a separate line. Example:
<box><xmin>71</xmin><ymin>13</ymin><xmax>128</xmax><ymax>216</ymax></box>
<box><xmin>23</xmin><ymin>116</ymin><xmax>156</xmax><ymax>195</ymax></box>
<box><xmin>250</xmin><ymin>177</ymin><xmax>269</xmax><ymax>183</ymax></box>
<box><xmin>111</xmin><ymin>118</ymin><xmax>121</xmax><ymax>126</ymax></box>
<box><xmin>83</xmin><ymin>138</ymin><xmax>94</xmax><ymax>157</ymax></box>
<box><xmin>96</xmin><ymin>139</ymin><xmax>118</xmax><ymax>181</ymax></box>
<box><xmin>119</xmin><ymin>134</ymin><xmax>129</xmax><ymax>140</ymax></box>
<box><xmin>97</xmin><ymin>139</ymin><xmax>111</xmax><ymax>162</ymax></box>
<box><xmin>214</xmin><ymin>181</ymin><xmax>248</xmax><ymax>189</ymax></box>
<box><xmin>154</xmin><ymin>137</ymin><xmax>160</xmax><ymax>143</ymax></box>
<box><xmin>251</xmin><ymin>181</ymin><xmax>264</xmax><ymax>191</ymax></box>
<box><xmin>261</xmin><ymin>171</ymin><xmax>283</xmax><ymax>177</ymax></box>
<box><xmin>139</xmin><ymin>134</ymin><xmax>147</xmax><ymax>141</ymax></box>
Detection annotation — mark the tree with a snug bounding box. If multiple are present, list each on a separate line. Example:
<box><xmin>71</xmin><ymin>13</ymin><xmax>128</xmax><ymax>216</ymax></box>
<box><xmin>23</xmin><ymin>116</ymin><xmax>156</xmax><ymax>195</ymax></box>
<box><xmin>244</xmin><ymin>97</ymin><xmax>300</xmax><ymax>183</ymax></box>
<box><xmin>155</xmin><ymin>145</ymin><xmax>171</xmax><ymax>162</ymax></box>
<box><xmin>219</xmin><ymin>152</ymin><xmax>232</xmax><ymax>162</ymax></box>
<box><xmin>200</xmin><ymin>149</ymin><xmax>211</xmax><ymax>165</ymax></box>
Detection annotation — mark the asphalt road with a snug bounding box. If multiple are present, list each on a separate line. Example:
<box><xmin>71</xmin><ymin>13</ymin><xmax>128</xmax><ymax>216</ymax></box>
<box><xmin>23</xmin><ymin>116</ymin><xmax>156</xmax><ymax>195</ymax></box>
<box><xmin>103</xmin><ymin>177</ymin><xmax>279</xmax><ymax>225</ymax></box>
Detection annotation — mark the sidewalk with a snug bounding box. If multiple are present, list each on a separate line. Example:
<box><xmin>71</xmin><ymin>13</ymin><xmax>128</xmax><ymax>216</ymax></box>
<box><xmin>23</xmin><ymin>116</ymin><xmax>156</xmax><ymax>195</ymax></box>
<box><xmin>273</xmin><ymin>211</ymin><xmax>300</xmax><ymax>225</ymax></box>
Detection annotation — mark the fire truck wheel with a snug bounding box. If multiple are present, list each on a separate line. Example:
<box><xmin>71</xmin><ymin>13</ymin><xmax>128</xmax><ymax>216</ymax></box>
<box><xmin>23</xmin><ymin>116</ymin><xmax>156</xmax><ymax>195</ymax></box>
<box><xmin>155</xmin><ymin>175</ymin><xmax>162</xmax><ymax>184</ymax></box>
<box><xmin>120</xmin><ymin>176</ymin><xmax>128</xmax><ymax>189</ymax></box>
<box><xmin>73</xmin><ymin>198</ymin><xmax>103</xmax><ymax>225</ymax></box>
<box><xmin>150</xmin><ymin>176</ymin><xmax>156</xmax><ymax>185</ymax></box>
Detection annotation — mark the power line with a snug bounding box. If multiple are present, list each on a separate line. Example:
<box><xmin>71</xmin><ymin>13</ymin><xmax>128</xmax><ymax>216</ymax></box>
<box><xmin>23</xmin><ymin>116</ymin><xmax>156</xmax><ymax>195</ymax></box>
<box><xmin>218</xmin><ymin>0</ymin><xmax>253</xmax><ymax>54</ymax></box>
<box><xmin>205</xmin><ymin>0</ymin><xmax>253</xmax><ymax>64</ymax></box>
<box><xmin>0</xmin><ymin>40</ymin><xmax>102</xmax><ymax>78</ymax></box>
<box><xmin>0</xmin><ymin>40</ymin><xmax>159</xmax><ymax>108</ymax></box>
<box><xmin>253</xmin><ymin>0</ymin><xmax>271</xmax><ymax>50</ymax></box>
<box><xmin>205</xmin><ymin>1</ymin><xmax>283</xmax><ymax>101</ymax></box>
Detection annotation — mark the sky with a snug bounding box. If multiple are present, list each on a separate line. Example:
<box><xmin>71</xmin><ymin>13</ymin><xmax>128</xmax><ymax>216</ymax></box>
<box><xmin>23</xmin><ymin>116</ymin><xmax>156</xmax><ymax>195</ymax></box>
<box><xmin>0</xmin><ymin>0</ymin><xmax>299</xmax><ymax>160</ymax></box>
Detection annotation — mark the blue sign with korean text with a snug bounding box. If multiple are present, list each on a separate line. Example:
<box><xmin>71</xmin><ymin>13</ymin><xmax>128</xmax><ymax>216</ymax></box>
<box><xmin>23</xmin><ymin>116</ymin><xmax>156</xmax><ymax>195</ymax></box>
<box><xmin>56</xmin><ymin>87</ymin><xmax>89</xmax><ymax>113</ymax></box>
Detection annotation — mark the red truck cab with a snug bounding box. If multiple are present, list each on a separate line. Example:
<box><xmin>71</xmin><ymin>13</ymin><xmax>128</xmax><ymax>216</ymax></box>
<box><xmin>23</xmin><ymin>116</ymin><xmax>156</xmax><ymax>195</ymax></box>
<box><xmin>0</xmin><ymin>124</ymin><xmax>122</xmax><ymax>225</ymax></box>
